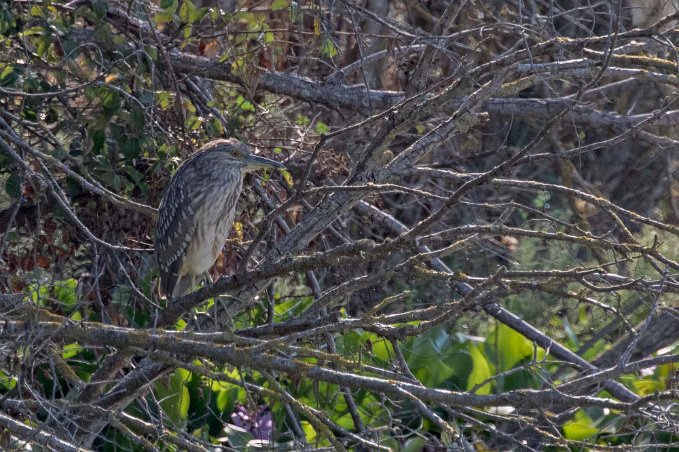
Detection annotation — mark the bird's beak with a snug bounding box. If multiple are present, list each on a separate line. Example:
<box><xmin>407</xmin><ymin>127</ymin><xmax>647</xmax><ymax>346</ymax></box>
<box><xmin>245</xmin><ymin>154</ymin><xmax>285</xmax><ymax>170</ymax></box>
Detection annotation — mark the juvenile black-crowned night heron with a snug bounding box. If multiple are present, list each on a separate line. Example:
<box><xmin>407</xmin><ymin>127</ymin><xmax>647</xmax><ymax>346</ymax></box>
<box><xmin>156</xmin><ymin>138</ymin><xmax>284</xmax><ymax>298</ymax></box>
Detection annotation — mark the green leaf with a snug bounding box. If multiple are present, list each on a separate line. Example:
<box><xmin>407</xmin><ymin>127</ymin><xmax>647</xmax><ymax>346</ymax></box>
<box><xmin>179</xmin><ymin>0</ymin><xmax>209</xmax><ymax>24</ymax></box>
<box><xmin>54</xmin><ymin>278</ymin><xmax>78</xmax><ymax>310</ymax></box>
<box><xmin>402</xmin><ymin>436</ymin><xmax>426</xmax><ymax>452</ymax></box>
<box><xmin>321</xmin><ymin>38</ymin><xmax>338</xmax><ymax>58</ymax></box>
<box><xmin>563</xmin><ymin>410</ymin><xmax>599</xmax><ymax>440</ymax></box>
<box><xmin>404</xmin><ymin>327</ymin><xmax>472</xmax><ymax>387</ymax></box>
<box><xmin>236</xmin><ymin>95</ymin><xmax>255</xmax><ymax>112</ymax></box>
<box><xmin>222</xmin><ymin>424</ymin><xmax>254</xmax><ymax>448</ymax></box>
<box><xmin>62</xmin><ymin>342</ymin><xmax>83</xmax><ymax>359</ymax></box>
<box><xmin>466</xmin><ymin>343</ymin><xmax>492</xmax><ymax>394</ymax></box>
<box><xmin>183</xmin><ymin>24</ymin><xmax>192</xmax><ymax>39</ymax></box>
<box><xmin>36</xmin><ymin>35</ymin><xmax>51</xmax><ymax>58</ymax></box>
<box><xmin>155</xmin><ymin>0</ymin><xmax>178</xmax><ymax>25</ymax></box>
<box><xmin>495</xmin><ymin>323</ymin><xmax>541</xmax><ymax>371</ymax></box>
<box><xmin>371</xmin><ymin>335</ymin><xmax>395</xmax><ymax>363</ymax></box>
<box><xmin>532</xmin><ymin>191</ymin><xmax>550</xmax><ymax>209</ymax></box>
<box><xmin>314</xmin><ymin>120</ymin><xmax>330</xmax><ymax>135</ymax></box>
<box><xmin>156</xmin><ymin>90</ymin><xmax>174</xmax><ymax>110</ymax></box>
<box><xmin>271</xmin><ymin>0</ymin><xmax>290</xmax><ymax>11</ymax></box>
<box><xmin>0</xmin><ymin>371</ymin><xmax>17</xmax><ymax>391</ymax></box>
<box><xmin>186</xmin><ymin>116</ymin><xmax>203</xmax><ymax>131</ymax></box>
<box><xmin>5</xmin><ymin>172</ymin><xmax>20</xmax><ymax>199</ymax></box>
<box><xmin>633</xmin><ymin>377</ymin><xmax>665</xmax><ymax>396</ymax></box>
<box><xmin>296</xmin><ymin>114</ymin><xmax>310</xmax><ymax>127</ymax></box>
<box><xmin>100</xmin><ymin>88</ymin><xmax>121</xmax><ymax>115</ymax></box>
<box><xmin>0</xmin><ymin>65</ymin><xmax>13</xmax><ymax>80</ymax></box>
<box><xmin>280</xmin><ymin>169</ymin><xmax>294</xmax><ymax>187</ymax></box>
<box><xmin>300</xmin><ymin>420</ymin><xmax>316</xmax><ymax>443</ymax></box>
<box><xmin>216</xmin><ymin>386</ymin><xmax>241</xmax><ymax>413</ymax></box>
<box><xmin>155</xmin><ymin>368</ymin><xmax>191</xmax><ymax>425</ymax></box>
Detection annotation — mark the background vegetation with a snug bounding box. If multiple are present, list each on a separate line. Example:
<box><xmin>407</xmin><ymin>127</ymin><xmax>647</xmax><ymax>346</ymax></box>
<box><xmin>0</xmin><ymin>0</ymin><xmax>677</xmax><ymax>450</ymax></box>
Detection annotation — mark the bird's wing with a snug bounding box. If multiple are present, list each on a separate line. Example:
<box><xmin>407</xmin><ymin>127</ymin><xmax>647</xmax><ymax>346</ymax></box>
<box><xmin>156</xmin><ymin>179</ymin><xmax>196</xmax><ymax>298</ymax></box>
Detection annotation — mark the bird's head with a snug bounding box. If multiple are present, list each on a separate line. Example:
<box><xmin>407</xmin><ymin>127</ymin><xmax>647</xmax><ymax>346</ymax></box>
<box><xmin>203</xmin><ymin>138</ymin><xmax>285</xmax><ymax>172</ymax></box>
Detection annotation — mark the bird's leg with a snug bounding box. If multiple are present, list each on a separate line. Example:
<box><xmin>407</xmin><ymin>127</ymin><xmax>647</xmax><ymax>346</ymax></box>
<box><xmin>203</xmin><ymin>272</ymin><xmax>213</xmax><ymax>286</ymax></box>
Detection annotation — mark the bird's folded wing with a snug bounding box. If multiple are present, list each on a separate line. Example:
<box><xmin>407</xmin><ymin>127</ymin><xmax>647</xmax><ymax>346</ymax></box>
<box><xmin>156</xmin><ymin>181</ymin><xmax>196</xmax><ymax>298</ymax></box>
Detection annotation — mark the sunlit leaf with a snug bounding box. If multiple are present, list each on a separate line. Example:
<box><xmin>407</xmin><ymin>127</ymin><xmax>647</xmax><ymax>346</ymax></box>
<box><xmin>272</xmin><ymin>0</ymin><xmax>289</xmax><ymax>11</ymax></box>
<box><xmin>280</xmin><ymin>169</ymin><xmax>294</xmax><ymax>187</ymax></box>
<box><xmin>563</xmin><ymin>410</ymin><xmax>599</xmax><ymax>440</ymax></box>
<box><xmin>0</xmin><ymin>371</ymin><xmax>17</xmax><ymax>391</ymax></box>
<box><xmin>371</xmin><ymin>335</ymin><xmax>395</xmax><ymax>363</ymax></box>
<box><xmin>321</xmin><ymin>38</ymin><xmax>337</xmax><ymax>57</ymax></box>
<box><xmin>155</xmin><ymin>368</ymin><xmax>191</xmax><ymax>425</ymax></box>
<box><xmin>155</xmin><ymin>0</ymin><xmax>178</xmax><ymax>25</ymax></box>
<box><xmin>0</xmin><ymin>65</ymin><xmax>13</xmax><ymax>80</ymax></box>
<box><xmin>236</xmin><ymin>95</ymin><xmax>255</xmax><ymax>112</ymax></box>
<box><xmin>62</xmin><ymin>342</ymin><xmax>83</xmax><ymax>359</ymax></box>
<box><xmin>314</xmin><ymin>120</ymin><xmax>330</xmax><ymax>135</ymax></box>
<box><xmin>633</xmin><ymin>378</ymin><xmax>665</xmax><ymax>396</ymax></box>
<box><xmin>467</xmin><ymin>343</ymin><xmax>492</xmax><ymax>394</ymax></box>
<box><xmin>495</xmin><ymin>323</ymin><xmax>541</xmax><ymax>371</ymax></box>
<box><xmin>301</xmin><ymin>420</ymin><xmax>316</xmax><ymax>443</ymax></box>
<box><xmin>54</xmin><ymin>278</ymin><xmax>78</xmax><ymax>310</ymax></box>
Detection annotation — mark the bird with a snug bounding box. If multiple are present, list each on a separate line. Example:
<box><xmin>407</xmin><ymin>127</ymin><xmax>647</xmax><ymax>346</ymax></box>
<box><xmin>155</xmin><ymin>138</ymin><xmax>284</xmax><ymax>299</ymax></box>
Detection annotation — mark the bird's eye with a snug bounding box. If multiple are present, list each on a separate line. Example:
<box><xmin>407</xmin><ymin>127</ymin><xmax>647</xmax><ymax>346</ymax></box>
<box><xmin>232</xmin><ymin>150</ymin><xmax>241</xmax><ymax>157</ymax></box>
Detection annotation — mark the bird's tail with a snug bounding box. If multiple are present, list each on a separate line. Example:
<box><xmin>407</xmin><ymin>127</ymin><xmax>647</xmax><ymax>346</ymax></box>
<box><xmin>171</xmin><ymin>274</ymin><xmax>195</xmax><ymax>299</ymax></box>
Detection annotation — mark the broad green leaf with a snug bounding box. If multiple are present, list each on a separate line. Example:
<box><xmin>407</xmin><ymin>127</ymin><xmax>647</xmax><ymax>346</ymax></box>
<box><xmin>301</xmin><ymin>420</ymin><xmax>316</xmax><ymax>443</ymax></box>
<box><xmin>405</xmin><ymin>327</ymin><xmax>472</xmax><ymax>387</ymax></box>
<box><xmin>467</xmin><ymin>343</ymin><xmax>492</xmax><ymax>394</ymax></box>
<box><xmin>333</xmin><ymin>412</ymin><xmax>355</xmax><ymax>430</ymax></box>
<box><xmin>236</xmin><ymin>95</ymin><xmax>255</xmax><ymax>112</ymax></box>
<box><xmin>0</xmin><ymin>371</ymin><xmax>17</xmax><ymax>391</ymax></box>
<box><xmin>54</xmin><ymin>278</ymin><xmax>78</xmax><ymax>310</ymax></box>
<box><xmin>62</xmin><ymin>342</ymin><xmax>83</xmax><ymax>359</ymax></box>
<box><xmin>186</xmin><ymin>116</ymin><xmax>203</xmax><ymax>131</ymax></box>
<box><xmin>36</xmin><ymin>35</ymin><xmax>51</xmax><ymax>58</ymax></box>
<box><xmin>495</xmin><ymin>323</ymin><xmax>541</xmax><ymax>371</ymax></box>
<box><xmin>179</xmin><ymin>0</ymin><xmax>209</xmax><ymax>24</ymax></box>
<box><xmin>633</xmin><ymin>378</ymin><xmax>664</xmax><ymax>396</ymax></box>
<box><xmin>216</xmin><ymin>386</ymin><xmax>242</xmax><ymax>413</ymax></box>
<box><xmin>371</xmin><ymin>336</ymin><xmax>395</xmax><ymax>363</ymax></box>
<box><xmin>155</xmin><ymin>0</ymin><xmax>178</xmax><ymax>25</ymax></box>
<box><xmin>272</xmin><ymin>0</ymin><xmax>289</xmax><ymax>11</ymax></box>
<box><xmin>0</xmin><ymin>65</ymin><xmax>13</xmax><ymax>80</ymax></box>
<box><xmin>155</xmin><ymin>368</ymin><xmax>191</xmax><ymax>425</ymax></box>
<box><xmin>156</xmin><ymin>90</ymin><xmax>173</xmax><ymax>110</ymax></box>
<box><xmin>101</xmin><ymin>88</ymin><xmax>121</xmax><ymax>115</ymax></box>
<box><xmin>321</xmin><ymin>38</ymin><xmax>337</xmax><ymax>57</ymax></box>
<box><xmin>563</xmin><ymin>410</ymin><xmax>599</xmax><ymax>440</ymax></box>
<box><xmin>280</xmin><ymin>169</ymin><xmax>294</xmax><ymax>187</ymax></box>
<box><xmin>402</xmin><ymin>436</ymin><xmax>426</xmax><ymax>452</ymax></box>
<box><xmin>222</xmin><ymin>423</ymin><xmax>254</xmax><ymax>448</ymax></box>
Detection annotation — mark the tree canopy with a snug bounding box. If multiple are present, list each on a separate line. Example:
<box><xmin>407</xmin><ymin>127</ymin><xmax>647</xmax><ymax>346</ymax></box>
<box><xmin>0</xmin><ymin>0</ymin><xmax>677</xmax><ymax>450</ymax></box>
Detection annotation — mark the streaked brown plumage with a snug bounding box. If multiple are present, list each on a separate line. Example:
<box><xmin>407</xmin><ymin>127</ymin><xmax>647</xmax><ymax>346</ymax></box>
<box><xmin>156</xmin><ymin>139</ymin><xmax>284</xmax><ymax>298</ymax></box>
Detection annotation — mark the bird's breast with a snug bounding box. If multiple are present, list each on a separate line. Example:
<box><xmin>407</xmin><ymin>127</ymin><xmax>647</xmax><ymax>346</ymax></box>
<box><xmin>181</xmin><ymin>176</ymin><xmax>243</xmax><ymax>276</ymax></box>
